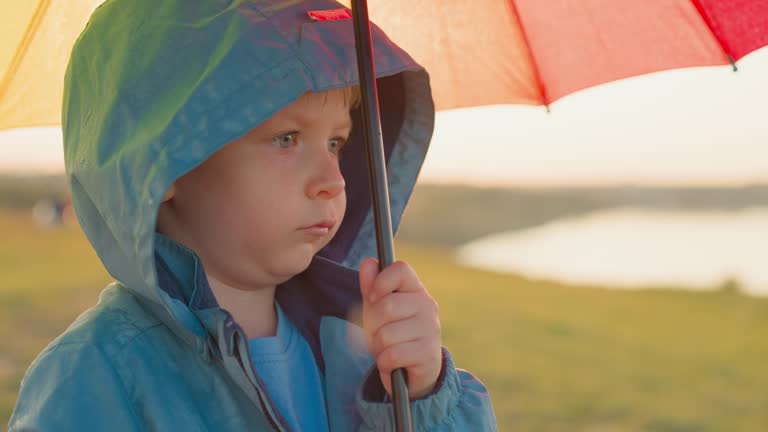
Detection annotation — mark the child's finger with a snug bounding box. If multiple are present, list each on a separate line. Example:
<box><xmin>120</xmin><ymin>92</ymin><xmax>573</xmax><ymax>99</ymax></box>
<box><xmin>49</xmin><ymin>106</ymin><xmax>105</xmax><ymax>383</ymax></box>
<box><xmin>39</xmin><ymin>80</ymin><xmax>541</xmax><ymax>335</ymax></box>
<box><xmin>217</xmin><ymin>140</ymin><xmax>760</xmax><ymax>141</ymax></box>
<box><xmin>369</xmin><ymin>313</ymin><xmax>424</xmax><ymax>356</ymax></box>
<box><xmin>367</xmin><ymin>260</ymin><xmax>423</xmax><ymax>304</ymax></box>
<box><xmin>363</xmin><ymin>292</ymin><xmax>424</xmax><ymax>345</ymax></box>
<box><xmin>376</xmin><ymin>338</ymin><xmax>442</xmax><ymax>399</ymax></box>
<box><xmin>358</xmin><ymin>257</ymin><xmax>379</xmax><ymax>300</ymax></box>
<box><xmin>375</xmin><ymin>339</ymin><xmax>423</xmax><ymax>390</ymax></box>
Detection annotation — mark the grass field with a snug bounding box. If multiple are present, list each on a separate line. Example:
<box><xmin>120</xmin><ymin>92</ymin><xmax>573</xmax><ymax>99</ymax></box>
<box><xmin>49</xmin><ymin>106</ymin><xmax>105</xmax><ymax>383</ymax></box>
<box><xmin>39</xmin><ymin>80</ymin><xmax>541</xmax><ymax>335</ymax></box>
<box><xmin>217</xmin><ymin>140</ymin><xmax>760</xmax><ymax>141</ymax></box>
<box><xmin>1</xmin><ymin>209</ymin><xmax>767</xmax><ymax>430</ymax></box>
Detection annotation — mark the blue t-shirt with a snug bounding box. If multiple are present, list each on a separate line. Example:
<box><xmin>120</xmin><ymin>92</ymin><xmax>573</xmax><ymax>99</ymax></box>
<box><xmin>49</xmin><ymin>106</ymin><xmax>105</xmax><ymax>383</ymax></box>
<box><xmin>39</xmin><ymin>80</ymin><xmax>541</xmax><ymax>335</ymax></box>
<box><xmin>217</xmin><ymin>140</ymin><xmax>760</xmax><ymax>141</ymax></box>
<box><xmin>248</xmin><ymin>303</ymin><xmax>329</xmax><ymax>432</ymax></box>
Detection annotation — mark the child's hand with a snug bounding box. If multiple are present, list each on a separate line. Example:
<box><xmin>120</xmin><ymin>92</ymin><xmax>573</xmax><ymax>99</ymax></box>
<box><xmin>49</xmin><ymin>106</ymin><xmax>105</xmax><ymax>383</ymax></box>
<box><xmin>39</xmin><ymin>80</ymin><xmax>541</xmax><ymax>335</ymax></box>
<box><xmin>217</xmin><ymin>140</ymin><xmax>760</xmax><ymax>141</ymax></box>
<box><xmin>358</xmin><ymin>257</ymin><xmax>442</xmax><ymax>399</ymax></box>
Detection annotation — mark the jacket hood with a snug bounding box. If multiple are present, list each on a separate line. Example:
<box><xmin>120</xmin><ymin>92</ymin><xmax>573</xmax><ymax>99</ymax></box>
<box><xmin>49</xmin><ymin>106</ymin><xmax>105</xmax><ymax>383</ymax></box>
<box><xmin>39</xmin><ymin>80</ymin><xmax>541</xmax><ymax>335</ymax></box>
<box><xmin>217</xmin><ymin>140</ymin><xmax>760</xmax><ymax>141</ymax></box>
<box><xmin>63</xmin><ymin>0</ymin><xmax>434</xmax><ymax>334</ymax></box>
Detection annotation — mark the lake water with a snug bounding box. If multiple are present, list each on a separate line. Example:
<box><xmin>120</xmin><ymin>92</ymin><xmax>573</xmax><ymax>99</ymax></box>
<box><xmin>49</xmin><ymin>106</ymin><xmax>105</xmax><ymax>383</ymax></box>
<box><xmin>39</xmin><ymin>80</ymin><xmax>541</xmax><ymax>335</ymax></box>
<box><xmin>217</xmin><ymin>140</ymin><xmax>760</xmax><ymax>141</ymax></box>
<box><xmin>457</xmin><ymin>207</ymin><xmax>768</xmax><ymax>296</ymax></box>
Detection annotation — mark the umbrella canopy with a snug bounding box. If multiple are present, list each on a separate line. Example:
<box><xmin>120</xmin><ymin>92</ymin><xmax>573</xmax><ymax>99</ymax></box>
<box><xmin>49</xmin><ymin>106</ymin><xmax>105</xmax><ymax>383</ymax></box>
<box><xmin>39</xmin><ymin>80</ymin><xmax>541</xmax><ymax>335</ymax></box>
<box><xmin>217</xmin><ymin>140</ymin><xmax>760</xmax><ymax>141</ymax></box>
<box><xmin>2</xmin><ymin>0</ymin><xmax>767</xmax><ymax>131</ymax></box>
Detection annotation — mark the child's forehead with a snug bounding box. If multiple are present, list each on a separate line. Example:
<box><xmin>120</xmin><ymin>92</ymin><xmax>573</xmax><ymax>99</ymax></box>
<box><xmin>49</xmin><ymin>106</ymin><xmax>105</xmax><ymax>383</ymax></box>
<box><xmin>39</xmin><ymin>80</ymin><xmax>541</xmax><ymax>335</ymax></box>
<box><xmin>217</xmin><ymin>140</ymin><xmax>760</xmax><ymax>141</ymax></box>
<box><xmin>260</xmin><ymin>90</ymin><xmax>353</xmax><ymax>129</ymax></box>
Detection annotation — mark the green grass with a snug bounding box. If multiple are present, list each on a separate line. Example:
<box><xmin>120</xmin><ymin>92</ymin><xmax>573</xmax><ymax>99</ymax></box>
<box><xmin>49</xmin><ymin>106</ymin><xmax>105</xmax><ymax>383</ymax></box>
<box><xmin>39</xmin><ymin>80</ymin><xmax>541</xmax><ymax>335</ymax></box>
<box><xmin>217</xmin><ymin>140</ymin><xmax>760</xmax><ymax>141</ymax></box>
<box><xmin>2</xmin><ymin>210</ymin><xmax>767</xmax><ymax>430</ymax></box>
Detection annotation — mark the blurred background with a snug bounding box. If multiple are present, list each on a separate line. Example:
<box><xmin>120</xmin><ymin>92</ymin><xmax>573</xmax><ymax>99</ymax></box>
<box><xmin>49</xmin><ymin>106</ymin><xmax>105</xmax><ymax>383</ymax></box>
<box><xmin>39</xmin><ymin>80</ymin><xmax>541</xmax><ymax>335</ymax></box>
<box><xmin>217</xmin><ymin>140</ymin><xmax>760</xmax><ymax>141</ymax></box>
<box><xmin>2</xmin><ymin>1</ymin><xmax>768</xmax><ymax>430</ymax></box>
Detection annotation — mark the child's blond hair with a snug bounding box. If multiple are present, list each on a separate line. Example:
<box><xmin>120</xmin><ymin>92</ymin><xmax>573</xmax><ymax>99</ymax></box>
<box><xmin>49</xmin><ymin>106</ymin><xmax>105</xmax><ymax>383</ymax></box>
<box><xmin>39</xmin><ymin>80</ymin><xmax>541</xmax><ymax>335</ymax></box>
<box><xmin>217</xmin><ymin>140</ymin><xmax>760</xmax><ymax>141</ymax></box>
<box><xmin>319</xmin><ymin>85</ymin><xmax>361</xmax><ymax>109</ymax></box>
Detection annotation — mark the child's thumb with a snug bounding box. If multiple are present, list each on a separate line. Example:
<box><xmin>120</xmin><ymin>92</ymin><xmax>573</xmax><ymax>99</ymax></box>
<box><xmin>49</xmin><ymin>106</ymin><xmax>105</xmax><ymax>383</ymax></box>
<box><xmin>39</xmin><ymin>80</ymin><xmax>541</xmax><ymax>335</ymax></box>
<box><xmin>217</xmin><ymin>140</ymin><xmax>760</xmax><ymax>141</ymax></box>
<box><xmin>358</xmin><ymin>257</ymin><xmax>379</xmax><ymax>300</ymax></box>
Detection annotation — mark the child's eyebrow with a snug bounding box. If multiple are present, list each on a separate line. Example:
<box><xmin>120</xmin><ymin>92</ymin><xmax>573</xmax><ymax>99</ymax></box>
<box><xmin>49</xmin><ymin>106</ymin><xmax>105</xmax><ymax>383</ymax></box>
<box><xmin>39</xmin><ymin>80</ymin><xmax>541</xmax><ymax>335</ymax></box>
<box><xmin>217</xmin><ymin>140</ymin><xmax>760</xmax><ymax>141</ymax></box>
<box><xmin>284</xmin><ymin>109</ymin><xmax>352</xmax><ymax>131</ymax></box>
<box><xmin>334</xmin><ymin>118</ymin><xmax>353</xmax><ymax>130</ymax></box>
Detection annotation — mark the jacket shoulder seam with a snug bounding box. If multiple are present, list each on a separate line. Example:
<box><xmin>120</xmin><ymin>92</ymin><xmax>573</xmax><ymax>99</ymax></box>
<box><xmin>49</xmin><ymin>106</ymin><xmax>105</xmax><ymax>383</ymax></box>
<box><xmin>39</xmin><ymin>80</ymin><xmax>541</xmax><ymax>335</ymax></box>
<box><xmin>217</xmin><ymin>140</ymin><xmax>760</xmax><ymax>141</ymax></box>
<box><xmin>42</xmin><ymin>320</ymin><xmax>165</xmax><ymax>360</ymax></box>
<box><xmin>113</xmin><ymin>321</ymin><xmax>167</xmax><ymax>357</ymax></box>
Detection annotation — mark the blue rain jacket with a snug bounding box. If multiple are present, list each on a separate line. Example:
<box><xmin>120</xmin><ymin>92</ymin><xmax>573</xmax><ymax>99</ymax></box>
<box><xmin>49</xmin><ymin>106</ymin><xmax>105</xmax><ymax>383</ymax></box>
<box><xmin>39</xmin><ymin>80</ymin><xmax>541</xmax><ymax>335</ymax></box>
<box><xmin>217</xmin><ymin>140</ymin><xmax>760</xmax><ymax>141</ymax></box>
<box><xmin>9</xmin><ymin>0</ymin><xmax>497</xmax><ymax>430</ymax></box>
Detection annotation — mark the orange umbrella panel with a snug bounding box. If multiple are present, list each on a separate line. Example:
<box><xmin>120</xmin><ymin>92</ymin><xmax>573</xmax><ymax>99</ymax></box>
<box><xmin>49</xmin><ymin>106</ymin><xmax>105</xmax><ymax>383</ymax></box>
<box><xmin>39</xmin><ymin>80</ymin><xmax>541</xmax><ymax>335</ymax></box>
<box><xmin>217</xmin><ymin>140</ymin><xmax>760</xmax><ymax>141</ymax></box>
<box><xmin>354</xmin><ymin>0</ymin><xmax>768</xmax><ymax>109</ymax></box>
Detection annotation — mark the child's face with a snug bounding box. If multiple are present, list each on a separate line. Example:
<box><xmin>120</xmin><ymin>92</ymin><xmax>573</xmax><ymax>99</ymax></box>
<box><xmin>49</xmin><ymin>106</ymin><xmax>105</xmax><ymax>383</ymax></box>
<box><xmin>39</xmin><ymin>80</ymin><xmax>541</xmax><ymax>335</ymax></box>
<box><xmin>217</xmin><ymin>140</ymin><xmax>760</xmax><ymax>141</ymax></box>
<box><xmin>160</xmin><ymin>89</ymin><xmax>353</xmax><ymax>290</ymax></box>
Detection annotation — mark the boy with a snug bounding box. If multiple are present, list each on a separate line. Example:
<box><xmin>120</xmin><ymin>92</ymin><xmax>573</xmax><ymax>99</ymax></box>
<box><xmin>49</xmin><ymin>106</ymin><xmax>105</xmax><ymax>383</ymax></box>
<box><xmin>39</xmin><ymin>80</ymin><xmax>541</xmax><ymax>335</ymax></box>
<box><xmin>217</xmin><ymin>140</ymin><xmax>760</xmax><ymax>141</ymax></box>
<box><xmin>10</xmin><ymin>0</ymin><xmax>496</xmax><ymax>430</ymax></box>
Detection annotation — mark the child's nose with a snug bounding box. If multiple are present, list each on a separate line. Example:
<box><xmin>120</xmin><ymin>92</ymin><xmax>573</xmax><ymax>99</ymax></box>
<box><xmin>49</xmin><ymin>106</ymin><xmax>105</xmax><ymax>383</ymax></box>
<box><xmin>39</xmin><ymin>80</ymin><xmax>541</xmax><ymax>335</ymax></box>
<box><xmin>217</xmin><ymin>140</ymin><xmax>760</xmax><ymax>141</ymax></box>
<box><xmin>305</xmin><ymin>156</ymin><xmax>345</xmax><ymax>200</ymax></box>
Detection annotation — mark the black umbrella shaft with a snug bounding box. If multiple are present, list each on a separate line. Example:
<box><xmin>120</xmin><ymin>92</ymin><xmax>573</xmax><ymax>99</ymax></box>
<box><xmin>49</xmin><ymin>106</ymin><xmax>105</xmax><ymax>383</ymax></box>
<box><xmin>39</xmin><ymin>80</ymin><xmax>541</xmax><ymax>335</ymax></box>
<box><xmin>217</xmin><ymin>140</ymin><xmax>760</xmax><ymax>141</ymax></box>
<box><xmin>351</xmin><ymin>1</ymin><xmax>413</xmax><ymax>431</ymax></box>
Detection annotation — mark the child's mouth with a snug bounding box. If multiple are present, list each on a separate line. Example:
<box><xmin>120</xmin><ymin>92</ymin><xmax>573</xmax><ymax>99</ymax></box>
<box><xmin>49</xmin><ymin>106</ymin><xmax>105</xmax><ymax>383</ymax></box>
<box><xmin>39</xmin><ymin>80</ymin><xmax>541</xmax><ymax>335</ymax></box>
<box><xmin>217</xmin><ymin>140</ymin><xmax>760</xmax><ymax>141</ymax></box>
<box><xmin>299</xmin><ymin>219</ymin><xmax>336</xmax><ymax>236</ymax></box>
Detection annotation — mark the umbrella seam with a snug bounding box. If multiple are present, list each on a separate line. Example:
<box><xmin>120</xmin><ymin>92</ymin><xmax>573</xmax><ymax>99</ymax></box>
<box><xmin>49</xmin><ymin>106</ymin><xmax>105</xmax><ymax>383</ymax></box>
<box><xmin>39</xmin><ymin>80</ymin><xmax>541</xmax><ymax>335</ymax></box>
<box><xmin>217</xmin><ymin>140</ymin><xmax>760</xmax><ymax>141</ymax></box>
<box><xmin>506</xmin><ymin>0</ymin><xmax>548</xmax><ymax>107</ymax></box>
<box><xmin>0</xmin><ymin>0</ymin><xmax>52</xmax><ymax>102</ymax></box>
<box><xmin>689</xmin><ymin>0</ymin><xmax>736</xmax><ymax>70</ymax></box>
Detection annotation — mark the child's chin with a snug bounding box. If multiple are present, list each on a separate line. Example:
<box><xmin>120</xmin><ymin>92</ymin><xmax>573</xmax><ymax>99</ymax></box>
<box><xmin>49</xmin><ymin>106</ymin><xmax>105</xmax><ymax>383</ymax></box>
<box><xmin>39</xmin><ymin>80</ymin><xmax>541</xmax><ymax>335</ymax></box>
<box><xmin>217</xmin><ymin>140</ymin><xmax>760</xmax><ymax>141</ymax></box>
<box><xmin>275</xmin><ymin>253</ymin><xmax>314</xmax><ymax>280</ymax></box>
<box><xmin>290</xmin><ymin>259</ymin><xmax>313</xmax><ymax>275</ymax></box>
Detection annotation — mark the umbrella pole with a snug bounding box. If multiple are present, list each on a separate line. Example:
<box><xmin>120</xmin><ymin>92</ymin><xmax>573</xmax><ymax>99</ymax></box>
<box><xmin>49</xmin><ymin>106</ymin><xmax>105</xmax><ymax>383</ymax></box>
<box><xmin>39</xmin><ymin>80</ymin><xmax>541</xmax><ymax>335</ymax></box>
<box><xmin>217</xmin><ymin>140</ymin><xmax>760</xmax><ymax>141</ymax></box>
<box><xmin>350</xmin><ymin>1</ymin><xmax>414</xmax><ymax>431</ymax></box>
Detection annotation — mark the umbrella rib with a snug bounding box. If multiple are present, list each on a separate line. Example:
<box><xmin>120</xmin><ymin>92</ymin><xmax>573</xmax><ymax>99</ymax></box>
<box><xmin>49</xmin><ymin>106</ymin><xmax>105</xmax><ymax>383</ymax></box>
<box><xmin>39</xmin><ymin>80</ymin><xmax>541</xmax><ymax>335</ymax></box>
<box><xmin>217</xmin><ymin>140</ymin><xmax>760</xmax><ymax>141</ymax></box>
<box><xmin>0</xmin><ymin>0</ymin><xmax>53</xmax><ymax>102</ymax></box>
<box><xmin>689</xmin><ymin>0</ymin><xmax>737</xmax><ymax>71</ymax></box>
<box><xmin>507</xmin><ymin>0</ymin><xmax>549</xmax><ymax>108</ymax></box>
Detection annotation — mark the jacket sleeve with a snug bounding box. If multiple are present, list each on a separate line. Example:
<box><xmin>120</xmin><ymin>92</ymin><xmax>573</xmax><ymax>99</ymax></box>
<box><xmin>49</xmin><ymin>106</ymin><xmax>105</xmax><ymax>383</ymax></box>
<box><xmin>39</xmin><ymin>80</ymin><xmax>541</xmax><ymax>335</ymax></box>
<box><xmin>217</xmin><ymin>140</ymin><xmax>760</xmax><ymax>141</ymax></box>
<box><xmin>355</xmin><ymin>348</ymin><xmax>498</xmax><ymax>431</ymax></box>
<box><xmin>9</xmin><ymin>342</ymin><xmax>142</xmax><ymax>432</ymax></box>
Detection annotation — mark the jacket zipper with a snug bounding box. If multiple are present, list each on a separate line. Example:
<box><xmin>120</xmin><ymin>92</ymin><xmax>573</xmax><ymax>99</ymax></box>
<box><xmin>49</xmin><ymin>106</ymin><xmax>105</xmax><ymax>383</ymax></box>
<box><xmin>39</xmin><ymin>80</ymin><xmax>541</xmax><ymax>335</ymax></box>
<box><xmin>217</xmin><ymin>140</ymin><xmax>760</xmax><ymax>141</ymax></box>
<box><xmin>226</xmin><ymin>317</ymin><xmax>289</xmax><ymax>432</ymax></box>
<box><xmin>243</xmin><ymin>348</ymin><xmax>283</xmax><ymax>432</ymax></box>
<box><xmin>255</xmin><ymin>387</ymin><xmax>282</xmax><ymax>432</ymax></box>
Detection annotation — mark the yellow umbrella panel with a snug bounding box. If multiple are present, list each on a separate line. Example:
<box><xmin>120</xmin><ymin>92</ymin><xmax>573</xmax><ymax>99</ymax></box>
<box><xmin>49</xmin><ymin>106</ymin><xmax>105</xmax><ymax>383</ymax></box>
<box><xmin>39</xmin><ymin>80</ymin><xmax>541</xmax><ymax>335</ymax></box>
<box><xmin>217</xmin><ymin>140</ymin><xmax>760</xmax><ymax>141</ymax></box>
<box><xmin>0</xmin><ymin>0</ymin><xmax>102</xmax><ymax>131</ymax></box>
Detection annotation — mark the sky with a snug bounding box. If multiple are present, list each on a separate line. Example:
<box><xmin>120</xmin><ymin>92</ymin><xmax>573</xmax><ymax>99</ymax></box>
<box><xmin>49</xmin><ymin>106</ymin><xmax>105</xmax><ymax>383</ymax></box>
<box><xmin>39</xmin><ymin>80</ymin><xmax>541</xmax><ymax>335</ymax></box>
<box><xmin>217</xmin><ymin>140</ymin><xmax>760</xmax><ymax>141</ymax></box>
<box><xmin>1</xmin><ymin>47</ymin><xmax>767</xmax><ymax>187</ymax></box>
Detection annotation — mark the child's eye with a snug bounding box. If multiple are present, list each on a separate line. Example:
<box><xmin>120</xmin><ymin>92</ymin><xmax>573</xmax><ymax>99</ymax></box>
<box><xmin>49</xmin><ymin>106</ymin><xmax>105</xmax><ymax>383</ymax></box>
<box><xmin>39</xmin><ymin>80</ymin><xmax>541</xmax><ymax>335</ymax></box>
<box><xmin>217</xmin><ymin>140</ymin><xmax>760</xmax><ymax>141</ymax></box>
<box><xmin>329</xmin><ymin>137</ymin><xmax>347</xmax><ymax>155</ymax></box>
<box><xmin>272</xmin><ymin>132</ymin><xmax>298</xmax><ymax>149</ymax></box>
